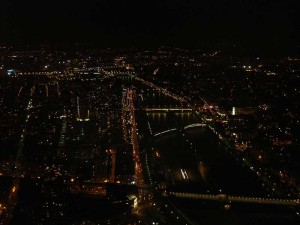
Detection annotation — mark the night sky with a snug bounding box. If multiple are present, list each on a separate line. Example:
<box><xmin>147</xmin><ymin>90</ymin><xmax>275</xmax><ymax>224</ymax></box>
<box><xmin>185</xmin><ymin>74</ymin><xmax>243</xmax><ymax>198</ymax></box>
<box><xmin>0</xmin><ymin>0</ymin><xmax>299</xmax><ymax>50</ymax></box>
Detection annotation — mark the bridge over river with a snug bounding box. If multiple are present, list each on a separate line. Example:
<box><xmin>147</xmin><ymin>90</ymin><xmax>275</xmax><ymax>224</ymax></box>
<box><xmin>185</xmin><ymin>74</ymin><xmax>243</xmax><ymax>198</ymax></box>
<box><xmin>153</xmin><ymin>123</ymin><xmax>207</xmax><ymax>137</ymax></box>
<box><xmin>169</xmin><ymin>192</ymin><xmax>300</xmax><ymax>206</ymax></box>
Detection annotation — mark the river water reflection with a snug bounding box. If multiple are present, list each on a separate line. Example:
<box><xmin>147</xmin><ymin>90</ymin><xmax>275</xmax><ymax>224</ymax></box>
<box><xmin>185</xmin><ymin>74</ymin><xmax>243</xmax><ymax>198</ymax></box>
<box><xmin>146</xmin><ymin>111</ymin><xmax>299</xmax><ymax>224</ymax></box>
<box><xmin>147</xmin><ymin>111</ymin><xmax>276</xmax><ymax>196</ymax></box>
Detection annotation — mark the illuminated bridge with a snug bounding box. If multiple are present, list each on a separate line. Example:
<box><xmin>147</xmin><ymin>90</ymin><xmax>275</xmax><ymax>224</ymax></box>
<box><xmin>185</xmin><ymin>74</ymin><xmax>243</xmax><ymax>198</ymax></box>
<box><xmin>154</xmin><ymin>124</ymin><xmax>206</xmax><ymax>137</ymax></box>
<box><xmin>144</xmin><ymin>108</ymin><xmax>193</xmax><ymax>112</ymax></box>
<box><xmin>169</xmin><ymin>192</ymin><xmax>300</xmax><ymax>206</ymax></box>
<box><xmin>184</xmin><ymin>123</ymin><xmax>206</xmax><ymax>129</ymax></box>
<box><xmin>154</xmin><ymin>128</ymin><xmax>178</xmax><ymax>137</ymax></box>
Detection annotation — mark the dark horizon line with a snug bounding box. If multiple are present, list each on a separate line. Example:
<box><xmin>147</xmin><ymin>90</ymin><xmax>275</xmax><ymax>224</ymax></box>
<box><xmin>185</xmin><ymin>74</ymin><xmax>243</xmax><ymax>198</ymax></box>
<box><xmin>1</xmin><ymin>40</ymin><xmax>299</xmax><ymax>57</ymax></box>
